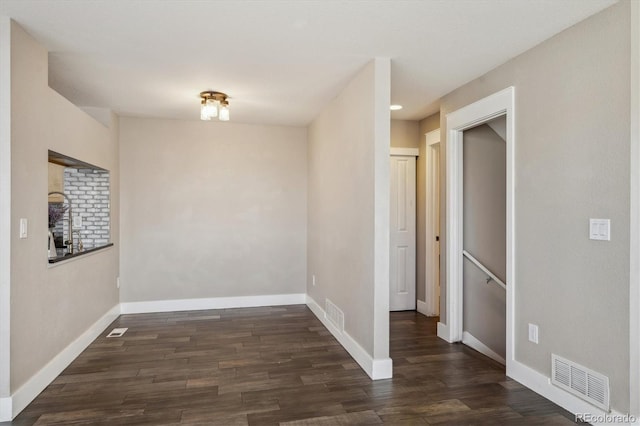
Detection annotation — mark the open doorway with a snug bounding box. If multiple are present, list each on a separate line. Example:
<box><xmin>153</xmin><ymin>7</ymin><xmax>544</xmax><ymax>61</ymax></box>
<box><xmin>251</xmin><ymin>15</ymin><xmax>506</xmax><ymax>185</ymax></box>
<box><xmin>460</xmin><ymin>116</ymin><xmax>507</xmax><ymax>365</ymax></box>
<box><xmin>442</xmin><ymin>87</ymin><xmax>515</xmax><ymax>372</ymax></box>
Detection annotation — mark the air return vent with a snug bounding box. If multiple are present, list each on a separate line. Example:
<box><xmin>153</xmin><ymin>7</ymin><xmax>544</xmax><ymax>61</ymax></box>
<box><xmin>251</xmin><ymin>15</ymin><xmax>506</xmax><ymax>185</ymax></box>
<box><xmin>325</xmin><ymin>299</ymin><xmax>344</xmax><ymax>333</ymax></box>
<box><xmin>106</xmin><ymin>328</ymin><xmax>128</xmax><ymax>338</ymax></box>
<box><xmin>551</xmin><ymin>354</ymin><xmax>609</xmax><ymax>411</ymax></box>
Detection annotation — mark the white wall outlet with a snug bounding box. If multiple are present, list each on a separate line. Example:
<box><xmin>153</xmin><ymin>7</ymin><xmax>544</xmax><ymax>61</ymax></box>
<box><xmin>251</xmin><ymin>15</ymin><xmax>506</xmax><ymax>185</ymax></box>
<box><xmin>528</xmin><ymin>323</ymin><xmax>539</xmax><ymax>344</ymax></box>
<box><xmin>312</xmin><ymin>275</ymin><xmax>316</xmax><ymax>286</ymax></box>
<box><xmin>73</xmin><ymin>216</ymin><xmax>82</xmax><ymax>228</ymax></box>
<box><xmin>589</xmin><ymin>218</ymin><xmax>610</xmax><ymax>241</ymax></box>
<box><xmin>116</xmin><ymin>277</ymin><xmax>120</xmax><ymax>289</ymax></box>
<box><xmin>19</xmin><ymin>218</ymin><xmax>28</xmax><ymax>239</ymax></box>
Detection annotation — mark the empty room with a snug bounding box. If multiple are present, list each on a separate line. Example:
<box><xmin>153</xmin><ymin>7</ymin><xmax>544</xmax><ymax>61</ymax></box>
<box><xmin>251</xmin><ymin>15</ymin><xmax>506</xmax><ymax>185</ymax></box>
<box><xmin>0</xmin><ymin>0</ymin><xmax>639</xmax><ymax>424</ymax></box>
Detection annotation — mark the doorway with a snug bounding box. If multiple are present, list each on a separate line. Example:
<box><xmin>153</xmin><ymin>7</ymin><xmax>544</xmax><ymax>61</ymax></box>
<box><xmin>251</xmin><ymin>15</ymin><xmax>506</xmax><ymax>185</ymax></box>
<box><xmin>443</xmin><ymin>87</ymin><xmax>515</xmax><ymax>372</ymax></box>
<box><xmin>460</xmin><ymin>116</ymin><xmax>507</xmax><ymax>364</ymax></box>
<box><xmin>389</xmin><ymin>148</ymin><xmax>417</xmax><ymax>311</ymax></box>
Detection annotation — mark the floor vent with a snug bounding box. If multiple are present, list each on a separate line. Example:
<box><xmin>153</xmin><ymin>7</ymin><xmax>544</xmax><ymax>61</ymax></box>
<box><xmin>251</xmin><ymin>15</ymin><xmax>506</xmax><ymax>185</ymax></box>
<box><xmin>325</xmin><ymin>299</ymin><xmax>344</xmax><ymax>333</ymax></box>
<box><xmin>106</xmin><ymin>328</ymin><xmax>128</xmax><ymax>338</ymax></box>
<box><xmin>551</xmin><ymin>354</ymin><xmax>609</xmax><ymax>411</ymax></box>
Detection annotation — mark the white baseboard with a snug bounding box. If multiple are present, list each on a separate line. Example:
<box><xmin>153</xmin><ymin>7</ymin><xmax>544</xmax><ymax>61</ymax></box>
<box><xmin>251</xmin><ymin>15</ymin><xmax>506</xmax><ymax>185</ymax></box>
<box><xmin>371</xmin><ymin>357</ymin><xmax>393</xmax><ymax>379</ymax></box>
<box><xmin>306</xmin><ymin>295</ymin><xmax>392</xmax><ymax>380</ymax></box>
<box><xmin>462</xmin><ymin>331</ymin><xmax>505</xmax><ymax>365</ymax></box>
<box><xmin>120</xmin><ymin>293</ymin><xmax>306</xmax><ymax>314</ymax></box>
<box><xmin>437</xmin><ymin>321</ymin><xmax>452</xmax><ymax>342</ymax></box>
<box><xmin>9</xmin><ymin>304</ymin><xmax>120</xmax><ymax>420</ymax></box>
<box><xmin>416</xmin><ymin>300</ymin><xmax>438</xmax><ymax>317</ymax></box>
<box><xmin>0</xmin><ymin>397</ymin><xmax>11</xmax><ymax>422</ymax></box>
<box><xmin>508</xmin><ymin>359</ymin><xmax>637</xmax><ymax>425</ymax></box>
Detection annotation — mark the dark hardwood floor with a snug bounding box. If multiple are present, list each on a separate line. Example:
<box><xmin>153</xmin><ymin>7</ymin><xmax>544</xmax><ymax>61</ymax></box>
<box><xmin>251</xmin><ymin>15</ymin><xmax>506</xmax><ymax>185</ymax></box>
<box><xmin>3</xmin><ymin>306</ymin><xmax>578</xmax><ymax>425</ymax></box>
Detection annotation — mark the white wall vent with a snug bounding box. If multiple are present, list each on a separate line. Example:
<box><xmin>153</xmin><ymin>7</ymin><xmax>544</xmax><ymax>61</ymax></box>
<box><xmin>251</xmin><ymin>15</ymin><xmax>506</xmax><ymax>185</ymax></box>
<box><xmin>325</xmin><ymin>299</ymin><xmax>344</xmax><ymax>333</ymax></box>
<box><xmin>551</xmin><ymin>354</ymin><xmax>609</xmax><ymax>411</ymax></box>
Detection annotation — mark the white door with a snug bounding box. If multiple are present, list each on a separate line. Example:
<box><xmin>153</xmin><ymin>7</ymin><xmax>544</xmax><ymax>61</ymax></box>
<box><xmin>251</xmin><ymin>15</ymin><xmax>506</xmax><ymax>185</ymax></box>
<box><xmin>390</xmin><ymin>155</ymin><xmax>416</xmax><ymax>311</ymax></box>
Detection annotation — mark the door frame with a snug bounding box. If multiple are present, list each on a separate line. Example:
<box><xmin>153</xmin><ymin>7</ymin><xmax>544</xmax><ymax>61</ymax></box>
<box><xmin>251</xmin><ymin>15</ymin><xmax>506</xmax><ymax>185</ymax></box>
<box><xmin>444</xmin><ymin>87</ymin><xmax>515</xmax><ymax>370</ymax></box>
<box><xmin>630</xmin><ymin>0</ymin><xmax>640</xmax><ymax>416</ymax></box>
<box><xmin>424</xmin><ymin>129</ymin><xmax>441</xmax><ymax>316</ymax></box>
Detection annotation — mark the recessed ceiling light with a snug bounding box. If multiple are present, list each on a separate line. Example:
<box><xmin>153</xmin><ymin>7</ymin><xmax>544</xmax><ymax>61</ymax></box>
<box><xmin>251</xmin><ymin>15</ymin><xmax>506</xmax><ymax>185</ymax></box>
<box><xmin>390</xmin><ymin>105</ymin><xmax>403</xmax><ymax>111</ymax></box>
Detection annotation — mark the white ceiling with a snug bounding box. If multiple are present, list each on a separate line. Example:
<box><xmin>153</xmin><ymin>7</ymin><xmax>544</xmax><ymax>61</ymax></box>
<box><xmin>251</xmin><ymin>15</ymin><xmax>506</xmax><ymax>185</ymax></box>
<box><xmin>0</xmin><ymin>0</ymin><xmax>617</xmax><ymax>127</ymax></box>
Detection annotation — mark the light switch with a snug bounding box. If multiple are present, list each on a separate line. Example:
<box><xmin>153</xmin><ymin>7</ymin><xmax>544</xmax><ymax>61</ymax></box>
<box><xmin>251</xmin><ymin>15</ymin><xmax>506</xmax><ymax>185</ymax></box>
<box><xmin>19</xmin><ymin>218</ymin><xmax>28</xmax><ymax>239</ymax></box>
<box><xmin>73</xmin><ymin>216</ymin><xmax>82</xmax><ymax>228</ymax></box>
<box><xmin>589</xmin><ymin>218</ymin><xmax>610</xmax><ymax>241</ymax></box>
<box><xmin>528</xmin><ymin>323</ymin><xmax>539</xmax><ymax>344</ymax></box>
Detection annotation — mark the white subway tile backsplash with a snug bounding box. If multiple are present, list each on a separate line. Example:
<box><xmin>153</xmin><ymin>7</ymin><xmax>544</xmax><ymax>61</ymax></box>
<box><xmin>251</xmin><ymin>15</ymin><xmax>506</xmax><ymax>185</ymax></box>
<box><xmin>61</xmin><ymin>167</ymin><xmax>110</xmax><ymax>250</ymax></box>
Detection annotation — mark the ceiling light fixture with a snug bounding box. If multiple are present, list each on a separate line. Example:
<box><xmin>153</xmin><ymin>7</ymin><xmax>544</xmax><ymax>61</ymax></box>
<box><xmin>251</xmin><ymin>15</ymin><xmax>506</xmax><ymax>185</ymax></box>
<box><xmin>390</xmin><ymin>104</ymin><xmax>403</xmax><ymax>111</ymax></box>
<box><xmin>200</xmin><ymin>91</ymin><xmax>230</xmax><ymax>121</ymax></box>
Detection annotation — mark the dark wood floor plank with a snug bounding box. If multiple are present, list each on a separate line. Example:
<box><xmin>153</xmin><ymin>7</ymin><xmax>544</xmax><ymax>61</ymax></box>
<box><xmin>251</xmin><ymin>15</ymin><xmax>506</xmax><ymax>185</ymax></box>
<box><xmin>2</xmin><ymin>307</ymin><xmax>578</xmax><ymax>425</ymax></box>
<box><xmin>279</xmin><ymin>410</ymin><xmax>383</xmax><ymax>425</ymax></box>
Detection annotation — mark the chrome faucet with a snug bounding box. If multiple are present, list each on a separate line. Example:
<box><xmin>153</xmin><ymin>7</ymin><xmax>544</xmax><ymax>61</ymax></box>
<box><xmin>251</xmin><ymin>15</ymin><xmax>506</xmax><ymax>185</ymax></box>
<box><xmin>72</xmin><ymin>230</ymin><xmax>84</xmax><ymax>252</ymax></box>
<box><xmin>48</xmin><ymin>191</ymin><xmax>73</xmax><ymax>255</ymax></box>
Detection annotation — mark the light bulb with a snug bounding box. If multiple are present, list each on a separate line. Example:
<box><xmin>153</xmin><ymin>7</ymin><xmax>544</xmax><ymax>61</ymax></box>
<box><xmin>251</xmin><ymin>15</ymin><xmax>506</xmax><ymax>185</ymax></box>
<box><xmin>219</xmin><ymin>103</ymin><xmax>230</xmax><ymax>121</ymax></box>
<box><xmin>204</xmin><ymin>98</ymin><xmax>218</xmax><ymax>118</ymax></box>
<box><xmin>200</xmin><ymin>101</ymin><xmax>210</xmax><ymax>120</ymax></box>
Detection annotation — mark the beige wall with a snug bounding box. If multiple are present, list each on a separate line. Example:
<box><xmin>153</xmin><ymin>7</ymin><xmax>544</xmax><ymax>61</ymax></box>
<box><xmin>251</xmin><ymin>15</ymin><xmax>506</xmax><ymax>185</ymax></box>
<box><xmin>307</xmin><ymin>59</ymin><xmax>390</xmax><ymax>359</ymax></box>
<box><xmin>9</xmin><ymin>21</ymin><xmax>120</xmax><ymax>391</ymax></box>
<box><xmin>119</xmin><ymin>118</ymin><xmax>307</xmax><ymax>302</ymax></box>
<box><xmin>417</xmin><ymin>113</ymin><xmax>440</xmax><ymax>303</ymax></box>
<box><xmin>0</xmin><ymin>16</ymin><xmax>11</xmax><ymax>401</ymax></box>
<box><xmin>390</xmin><ymin>120</ymin><xmax>419</xmax><ymax>148</ymax></box>
<box><xmin>440</xmin><ymin>2</ymin><xmax>630</xmax><ymax>411</ymax></box>
<box><xmin>419</xmin><ymin>114</ymin><xmax>440</xmax><ymax>138</ymax></box>
<box><xmin>462</xmin><ymin>123</ymin><xmax>506</xmax><ymax>358</ymax></box>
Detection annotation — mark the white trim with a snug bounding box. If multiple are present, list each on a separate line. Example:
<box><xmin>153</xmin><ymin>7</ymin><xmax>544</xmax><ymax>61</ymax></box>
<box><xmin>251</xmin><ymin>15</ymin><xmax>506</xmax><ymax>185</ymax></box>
<box><xmin>10</xmin><ymin>305</ymin><xmax>119</xmax><ymax>419</ymax></box>
<box><xmin>0</xmin><ymin>397</ymin><xmax>10</xmax><ymax>422</ymax></box>
<box><xmin>416</xmin><ymin>299</ymin><xmax>432</xmax><ymax>317</ymax></box>
<box><xmin>426</xmin><ymin>129</ymin><xmax>440</xmax><ymax>146</ymax></box>
<box><xmin>462</xmin><ymin>331</ymin><xmax>505</xmax><ymax>365</ymax></box>
<box><xmin>390</xmin><ymin>147</ymin><xmax>418</xmax><ymax>156</ymax></box>
<box><xmin>371</xmin><ymin>358</ymin><xmax>393</xmax><ymax>379</ymax></box>
<box><xmin>437</xmin><ymin>321</ymin><xmax>452</xmax><ymax>342</ymax></box>
<box><xmin>445</xmin><ymin>87</ymin><xmax>515</xmax><ymax>371</ymax></box>
<box><xmin>445</xmin><ymin>109</ymin><xmax>463</xmax><ymax>343</ymax></box>
<box><xmin>631</xmin><ymin>0</ymin><xmax>640</xmax><ymax>417</ymax></box>
<box><xmin>0</xmin><ymin>17</ymin><xmax>11</xmax><ymax>421</ymax></box>
<box><xmin>120</xmin><ymin>293</ymin><xmax>306</xmax><ymax>314</ymax></box>
<box><xmin>509</xmin><ymin>359</ymin><xmax>638</xmax><ymax>425</ymax></box>
<box><xmin>306</xmin><ymin>295</ymin><xmax>392</xmax><ymax>380</ymax></box>
<box><xmin>424</xmin><ymin>129</ymin><xmax>441</xmax><ymax>317</ymax></box>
